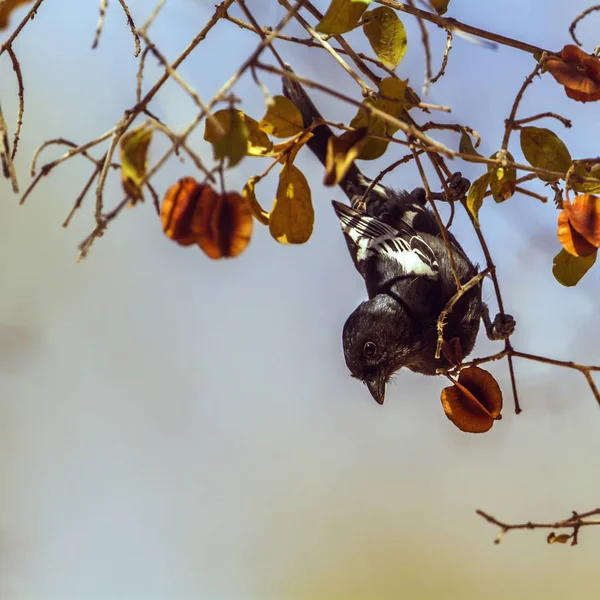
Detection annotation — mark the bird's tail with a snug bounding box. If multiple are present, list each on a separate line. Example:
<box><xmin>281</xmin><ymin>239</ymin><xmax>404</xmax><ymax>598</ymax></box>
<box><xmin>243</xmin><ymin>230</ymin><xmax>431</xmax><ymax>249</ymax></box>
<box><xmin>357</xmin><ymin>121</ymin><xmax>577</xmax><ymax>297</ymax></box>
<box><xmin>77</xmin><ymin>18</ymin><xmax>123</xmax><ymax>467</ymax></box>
<box><xmin>281</xmin><ymin>66</ymin><xmax>366</xmax><ymax>206</ymax></box>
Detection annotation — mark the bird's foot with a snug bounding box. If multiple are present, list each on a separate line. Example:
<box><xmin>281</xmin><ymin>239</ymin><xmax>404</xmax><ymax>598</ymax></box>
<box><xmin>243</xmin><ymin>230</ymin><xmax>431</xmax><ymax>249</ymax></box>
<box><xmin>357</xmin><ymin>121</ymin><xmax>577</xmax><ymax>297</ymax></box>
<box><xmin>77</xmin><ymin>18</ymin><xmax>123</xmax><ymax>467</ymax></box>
<box><xmin>482</xmin><ymin>303</ymin><xmax>516</xmax><ymax>341</ymax></box>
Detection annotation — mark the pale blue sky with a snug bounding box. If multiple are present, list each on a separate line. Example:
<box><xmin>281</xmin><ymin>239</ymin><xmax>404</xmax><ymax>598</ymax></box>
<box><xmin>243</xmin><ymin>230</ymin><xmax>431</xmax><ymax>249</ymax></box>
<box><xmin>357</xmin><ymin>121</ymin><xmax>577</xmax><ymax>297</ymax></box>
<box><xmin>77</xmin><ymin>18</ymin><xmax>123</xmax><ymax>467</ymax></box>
<box><xmin>1</xmin><ymin>1</ymin><xmax>599</xmax><ymax>599</ymax></box>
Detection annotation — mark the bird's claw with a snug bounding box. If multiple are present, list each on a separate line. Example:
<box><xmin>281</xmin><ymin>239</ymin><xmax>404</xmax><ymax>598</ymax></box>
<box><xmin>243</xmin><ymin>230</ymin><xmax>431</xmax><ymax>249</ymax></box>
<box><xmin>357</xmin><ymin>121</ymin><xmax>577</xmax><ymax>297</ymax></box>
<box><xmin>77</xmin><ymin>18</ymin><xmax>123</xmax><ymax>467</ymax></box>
<box><xmin>482</xmin><ymin>303</ymin><xmax>516</xmax><ymax>341</ymax></box>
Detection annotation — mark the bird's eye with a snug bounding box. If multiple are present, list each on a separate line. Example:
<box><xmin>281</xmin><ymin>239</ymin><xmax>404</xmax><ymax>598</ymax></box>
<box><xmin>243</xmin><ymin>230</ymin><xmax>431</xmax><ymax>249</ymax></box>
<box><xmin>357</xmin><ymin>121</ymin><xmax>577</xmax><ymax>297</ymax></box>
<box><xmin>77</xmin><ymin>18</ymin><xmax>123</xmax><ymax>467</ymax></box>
<box><xmin>363</xmin><ymin>341</ymin><xmax>377</xmax><ymax>357</ymax></box>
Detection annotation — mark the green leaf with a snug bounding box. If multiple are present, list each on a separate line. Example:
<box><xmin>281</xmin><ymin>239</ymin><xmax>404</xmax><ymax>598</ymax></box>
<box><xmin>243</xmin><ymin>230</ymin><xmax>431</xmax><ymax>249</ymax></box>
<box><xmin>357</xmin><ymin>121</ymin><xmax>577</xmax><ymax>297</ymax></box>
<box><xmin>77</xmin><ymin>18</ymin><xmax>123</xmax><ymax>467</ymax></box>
<box><xmin>203</xmin><ymin>108</ymin><xmax>248</xmax><ymax>168</ymax></box>
<box><xmin>120</xmin><ymin>122</ymin><xmax>153</xmax><ymax>202</ymax></box>
<box><xmin>466</xmin><ymin>172</ymin><xmax>491</xmax><ymax>227</ymax></box>
<box><xmin>362</xmin><ymin>7</ymin><xmax>407</xmax><ymax>69</ymax></box>
<box><xmin>552</xmin><ymin>248</ymin><xmax>597</xmax><ymax>287</ymax></box>
<box><xmin>315</xmin><ymin>0</ymin><xmax>372</xmax><ymax>35</ymax></box>
<box><xmin>205</xmin><ymin>109</ymin><xmax>272</xmax><ymax>158</ymax></box>
<box><xmin>520</xmin><ymin>126</ymin><xmax>572</xmax><ymax>182</ymax></box>
<box><xmin>488</xmin><ymin>150</ymin><xmax>516</xmax><ymax>202</ymax></box>
<box><xmin>430</xmin><ymin>0</ymin><xmax>450</xmax><ymax>15</ymax></box>
<box><xmin>258</xmin><ymin>95</ymin><xmax>304</xmax><ymax>139</ymax></box>
<box><xmin>459</xmin><ymin>131</ymin><xmax>483</xmax><ymax>160</ymax></box>
<box><xmin>269</xmin><ymin>158</ymin><xmax>314</xmax><ymax>244</ymax></box>
<box><xmin>570</xmin><ymin>161</ymin><xmax>600</xmax><ymax>193</ymax></box>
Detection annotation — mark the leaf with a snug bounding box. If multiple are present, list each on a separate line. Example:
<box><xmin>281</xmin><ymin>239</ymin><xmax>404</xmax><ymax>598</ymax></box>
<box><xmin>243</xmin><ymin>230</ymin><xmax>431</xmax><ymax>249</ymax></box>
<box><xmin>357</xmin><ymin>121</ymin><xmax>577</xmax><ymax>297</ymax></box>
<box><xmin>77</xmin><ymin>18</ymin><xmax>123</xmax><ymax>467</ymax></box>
<box><xmin>459</xmin><ymin>131</ymin><xmax>483</xmax><ymax>160</ymax></box>
<box><xmin>269</xmin><ymin>159</ymin><xmax>314</xmax><ymax>244</ymax></box>
<box><xmin>563</xmin><ymin>194</ymin><xmax>600</xmax><ymax>248</ymax></box>
<box><xmin>271</xmin><ymin>129</ymin><xmax>314</xmax><ymax>165</ymax></box>
<box><xmin>557</xmin><ymin>209</ymin><xmax>597</xmax><ymax>257</ymax></box>
<box><xmin>488</xmin><ymin>150</ymin><xmax>516</xmax><ymax>202</ymax></box>
<box><xmin>243</xmin><ymin>176</ymin><xmax>269</xmax><ymax>225</ymax></box>
<box><xmin>430</xmin><ymin>0</ymin><xmax>450</xmax><ymax>15</ymax></box>
<box><xmin>0</xmin><ymin>0</ymin><xmax>33</xmax><ymax>30</ymax></box>
<box><xmin>440</xmin><ymin>366</ymin><xmax>503</xmax><ymax>434</ymax></box>
<box><xmin>196</xmin><ymin>191</ymin><xmax>253</xmax><ymax>259</ymax></box>
<box><xmin>324</xmin><ymin>127</ymin><xmax>368</xmax><ymax>186</ymax></box>
<box><xmin>547</xmin><ymin>532</ymin><xmax>571</xmax><ymax>544</ymax></box>
<box><xmin>315</xmin><ymin>0</ymin><xmax>372</xmax><ymax>34</ymax></box>
<box><xmin>552</xmin><ymin>248</ymin><xmax>597</xmax><ymax>287</ymax></box>
<box><xmin>466</xmin><ymin>172</ymin><xmax>491</xmax><ymax>227</ymax></box>
<box><xmin>348</xmin><ymin>78</ymin><xmax>407</xmax><ymax>160</ymax></box>
<box><xmin>160</xmin><ymin>177</ymin><xmax>207</xmax><ymax>246</ymax></box>
<box><xmin>362</xmin><ymin>7</ymin><xmax>407</xmax><ymax>69</ymax></box>
<box><xmin>520</xmin><ymin>127</ymin><xmax>572</xmax><ymax>182</ymax></box>
<box><xmin>570</xmin><ymin>162</ymin><xmax>600</xmax><ymax>194</ymax></box>
<box><xmin>203</xmin><ymin>108</ymin><xmax>248</xmax><ymax>168</ymax></box>
<box><xmin>259</xmin><ymin>95</ymin><xmax>304</xmax><ymax>139</ymax></box>
<box><xmin>120</xmin><ymin>122</ymin><xmax>153</xmax><ymax>203</ymax></box>
<box><xmin>205</xmin><ymin>109</ymin><xmax>272</xmax><ymax>158</ymax></box>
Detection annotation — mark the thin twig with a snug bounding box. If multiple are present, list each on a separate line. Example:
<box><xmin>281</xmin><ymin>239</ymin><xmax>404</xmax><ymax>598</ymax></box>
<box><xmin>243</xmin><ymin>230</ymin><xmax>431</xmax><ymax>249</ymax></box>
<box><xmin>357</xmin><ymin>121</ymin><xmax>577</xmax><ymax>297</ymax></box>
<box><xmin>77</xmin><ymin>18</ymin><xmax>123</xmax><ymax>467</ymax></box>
<box><xmin>6</xmin><ymin>46</ymin><xmax>24</xmax><ymax>160</ymax></box>
<box><xmin>569</xmin><ymin>4</ymin><xmax>600</xmax><ymax>47</ymax></box>
<box><xmin>431</xmin><ymin>29</ymin><xmax>453</xmax><ymax>85</ymax></box>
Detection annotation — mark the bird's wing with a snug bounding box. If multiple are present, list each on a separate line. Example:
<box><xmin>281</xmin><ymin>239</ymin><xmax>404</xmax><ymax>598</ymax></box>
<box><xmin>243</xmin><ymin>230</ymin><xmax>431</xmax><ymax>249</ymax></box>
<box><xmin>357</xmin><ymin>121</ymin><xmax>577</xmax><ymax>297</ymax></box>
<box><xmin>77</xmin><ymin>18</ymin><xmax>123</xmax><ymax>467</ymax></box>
<box><xmin>332</xmin><ymin>201</ymin><xmax>439</xmax><ymax>278</ymax></box>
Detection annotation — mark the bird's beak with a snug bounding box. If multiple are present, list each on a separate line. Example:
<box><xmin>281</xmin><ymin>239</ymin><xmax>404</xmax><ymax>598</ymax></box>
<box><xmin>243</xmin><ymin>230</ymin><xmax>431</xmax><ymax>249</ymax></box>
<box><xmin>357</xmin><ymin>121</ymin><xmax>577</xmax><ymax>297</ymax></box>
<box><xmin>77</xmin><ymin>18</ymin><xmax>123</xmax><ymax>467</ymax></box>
<box><xmin>365</xmin><ymin>370</ymin><xmax>386</xmax><ymax>405</ymax></box>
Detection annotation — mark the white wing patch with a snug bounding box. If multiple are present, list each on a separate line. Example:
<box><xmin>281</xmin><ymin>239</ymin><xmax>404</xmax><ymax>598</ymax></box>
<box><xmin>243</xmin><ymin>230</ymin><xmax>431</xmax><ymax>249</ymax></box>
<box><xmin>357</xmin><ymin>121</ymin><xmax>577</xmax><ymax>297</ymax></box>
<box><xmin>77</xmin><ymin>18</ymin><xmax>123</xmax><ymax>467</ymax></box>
<box><xmin>332</xmin><ymin>201</ymin><xmax>439</xmax><ymax>278</ymax></box>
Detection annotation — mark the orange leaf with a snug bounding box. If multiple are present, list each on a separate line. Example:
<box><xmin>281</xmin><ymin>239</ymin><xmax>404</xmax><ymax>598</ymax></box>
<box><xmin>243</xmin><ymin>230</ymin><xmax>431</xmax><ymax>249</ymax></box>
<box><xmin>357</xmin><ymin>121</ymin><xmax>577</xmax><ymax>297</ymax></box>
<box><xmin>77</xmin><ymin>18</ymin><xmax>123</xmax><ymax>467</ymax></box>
<box><xmin>557</xmin><ymin>204</ymin><xmax>598</xmax><ymax>257</ymax></box>
<box><xmin>546</xmin><ymin>45</ymin><xmax>600</xmax><ymax>103</ymax></box>
<box><xmin>160</xmin><ymin>177</ymin><xmax>206</xmax><ymax>246</ymax></box>
<box><xmin>196</xmin><ymin>191</ymin><xmax>253</xmax><ymax>259</ymax></box>
<box><xmin>563</xmin><ymin>193</ymin><xmax>600</xmax><ymax>248</ymax></box>
<box><xmin>440</xmin><ymin>367</ymin><xmax>503</xmax><ymax>434</ymax></box>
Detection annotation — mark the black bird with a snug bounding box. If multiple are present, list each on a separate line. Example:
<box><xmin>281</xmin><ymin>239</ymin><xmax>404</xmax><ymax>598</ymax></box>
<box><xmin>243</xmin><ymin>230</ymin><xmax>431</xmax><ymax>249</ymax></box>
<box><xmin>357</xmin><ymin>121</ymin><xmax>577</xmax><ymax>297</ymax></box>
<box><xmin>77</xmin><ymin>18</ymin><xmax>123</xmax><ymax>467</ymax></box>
<box><xmin>282</xmin><ymin>72</ymin><xmax>513</xmax><ymax>404</ymax></box>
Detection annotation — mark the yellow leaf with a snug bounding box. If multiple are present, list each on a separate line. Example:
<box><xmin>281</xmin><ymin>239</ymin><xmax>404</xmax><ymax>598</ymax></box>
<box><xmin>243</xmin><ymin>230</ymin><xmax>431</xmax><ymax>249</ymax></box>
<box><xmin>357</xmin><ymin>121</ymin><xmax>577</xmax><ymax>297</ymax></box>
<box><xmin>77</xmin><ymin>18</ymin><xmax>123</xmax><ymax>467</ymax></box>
<box><xmin>120</xmin><ymin>122</ymin><xmax>153</xmax><ymax>203</ymax></box>
<box><xmin>324</xmin><ymin>127</ymin><xmax>368</xmax><ymax>186</ymax></box>
<box><xmin>547</xmin><ymin>532</ymin><xmax>571</xmax><ymax>544</ymax></box>
<box><xmin>259</xmin><ymin>95</ymin><xmax>304</xmax><ymax>139</ymax></box>
<box><xmin>430</xmin><ymin>0</ymin><xmax>450</xmax><ymax>15</ymax></box>
<box><xmin>520</xmin><ymin>126</ymin><xmax>572</xmax><ymax>182</ymax></box>
<box><xmin>242</xmin><ymin>176</ymin><xmax>269</xmax><ymax>226</ymax></box>
<box><xmin>466</xmin><ymin>172</ymin><xmax>491</xmax><ymax>227</ymax></box>
<box><xmin>316</xmin><ymin>0</ymin><xmax>372</xmax><ymax>34</ymax></box>
<box><xmin>203</xmin><ymin>108</ymin><xmax>248</xmax><ymax>168</ymax></box>
<box><xmin>0</xmin><ymin>0</ymin><xmax>33</xmax><ymax>30</ymax></box>
<box><xmin>349</xmin><ymin>78</ymin><xmax>407</xmax><ymax>160</ymax></box>
<box><xmin>271</xmin><ymin>129</ymin><xmax>314</xmax><ymax>165</ymax></box>
<box><xmin>205</xmin><ymin>109</ymin><xmax>272</xmax><ymax>157</ymax></box>
<box><xmin>488</xmin><ymin>150</ymin><xmax>516</xmax><ymax>202</ymax></box>
<box><xmin>570</xmin><ymin>161</ymin><xmax>600</xmax><ymax>194</ymax></box>
<box><xmin>269</xmin><ymin>159</ymin><xmax>314</xmax><ymax>244</ymax></box>
<box><xmin>362</xmin><ymin>7</ymin><xmax>407</xmax><ymax>69</ymax></box>
<box><xmin>552</xmin><ymin>248</ymin><xmax>596</xmax><ymax>286</ymax></box>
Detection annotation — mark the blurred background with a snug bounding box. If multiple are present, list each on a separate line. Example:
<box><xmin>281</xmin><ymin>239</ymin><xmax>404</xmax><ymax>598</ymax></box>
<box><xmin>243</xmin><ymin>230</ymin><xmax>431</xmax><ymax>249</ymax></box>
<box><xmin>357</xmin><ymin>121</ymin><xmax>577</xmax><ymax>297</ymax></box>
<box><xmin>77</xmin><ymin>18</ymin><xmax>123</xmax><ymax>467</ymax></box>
<box><xmin>1</xmin><ymin>1</ymin><xmax>599</xmax><ymax>598</ymax></box>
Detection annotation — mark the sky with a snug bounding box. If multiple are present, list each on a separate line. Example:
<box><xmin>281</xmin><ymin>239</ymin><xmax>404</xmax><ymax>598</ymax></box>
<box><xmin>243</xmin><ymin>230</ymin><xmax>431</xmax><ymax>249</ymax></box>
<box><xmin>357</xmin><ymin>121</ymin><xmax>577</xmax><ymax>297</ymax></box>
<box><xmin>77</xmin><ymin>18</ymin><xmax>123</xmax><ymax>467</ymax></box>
<box><xmin>1</xmin><ymin>1</ymin><xmax>600</xmax><ymax>599</ymax></box>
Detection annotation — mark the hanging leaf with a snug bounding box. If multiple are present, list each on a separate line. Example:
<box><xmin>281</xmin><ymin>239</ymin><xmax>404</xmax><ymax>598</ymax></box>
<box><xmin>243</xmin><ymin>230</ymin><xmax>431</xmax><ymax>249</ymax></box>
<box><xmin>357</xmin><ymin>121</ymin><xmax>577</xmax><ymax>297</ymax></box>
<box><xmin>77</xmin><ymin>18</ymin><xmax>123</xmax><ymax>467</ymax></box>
<box><xmin>552</xmin><ymin>248</ymin><xmax>597</xmax><ymax>287</ymax></box>
<box><xmin>196</xmin><ymin>191</ymin><xmax>253</xmax><ymax>259</ymax></box>
<box><xmin>205</xmin><ymin>109</ymin><xmax>272</xmax><ymax>158</ymax></box>
<box><xmin>466</xmin><ymin>172</ymin><xmax>491</xmax><ymax>227</ymax></box>
<box><xmin>561</xmin><ymin>193</ymin><xmax>600</xmax><ymax>249</ymax></box>
<box><xmin>120</xmin><ymin>122</ymin><xmax>153</xmax><ymax>203</ymax></box>
<box><xmin>569</xmin><ymin>161</ymin><xmax>600</xmax><ymax>194</ymax></box>
<box><xmin>557</xmin><ymin>209</ymin><xmax>598</xmax><ymax>257</ymax></box>
<box><xmin>259</xmin><ymin>95</ymin><xmax>304</xmax><ymax>139</ymax></box>
<box><xmin>430</xmin><ymin>0</ymin><xmax>450</xmax><ymax>15</ymax></box>
<box><xmin>362</xmin><ymin>7</ymin><xmax>407</xmax><ymax>69</ymax></box>
<box><xmin>348</xmin><ymin>78</ymin><xmax>407</xmax><ymax>160</ymax></box>
<box><xmin>459</xmin><ymin>131</ymin><xmax>483</xmax><ymax>160</ymax></box>
<box><xmin>520</xmin><ymin>127</ymin><xmax>572</xmax><ymax>182</ymax></box>
<box><xmin>315</xmin><ymin>0</ymin><xmax>372</xmax><ymax>35</ymax></box>
<box><xmin>269</xmin><ymin>158</ymin><xmax>314</xmax><ymax>244</ymax></box>
<box><xmin>488</xmin><ymin>150</ymin><xmax>516</xmax><ymax>202</ymax></box>
<box><xmin>0</xmin><ymin>0</ymin><xmax>34</xmax><ymax>30</ymax></box>
<box><xmin>324</xmin><ymin>127</ymin><xmax>368</xmax><ymax>186</ymax></box>
<box><xmin>243</xmin><ymin>176</ymin><xmax>269</xmax><ymax>225</ymax></box>
<box><xmin>161</xmin><ymin>177</ymin><xmax>208</xmax><ymax>247</ymax></box>
<box><xmin>440</xmin><ymin>366</ymin><xmax>503</xmax><ymax>434</ymax></box>
<box><xmin>203</xmin><ymin>108</ymin><xmax>248</xmax><ymax>168</ymax></box>
<box><xmin>547</xmin><ymin>532</ymin><xmax>572</xmax><ymax>544</ymax></box>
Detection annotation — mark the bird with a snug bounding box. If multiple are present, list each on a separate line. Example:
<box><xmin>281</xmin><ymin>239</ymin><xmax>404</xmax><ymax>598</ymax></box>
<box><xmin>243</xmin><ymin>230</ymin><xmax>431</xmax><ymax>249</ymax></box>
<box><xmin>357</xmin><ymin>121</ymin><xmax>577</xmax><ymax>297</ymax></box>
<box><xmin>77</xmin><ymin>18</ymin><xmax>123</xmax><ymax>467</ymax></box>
<box><xmin>282</xmin><ymin>70</ymin><xmax>513</xmax><ymax>405</ymax></box>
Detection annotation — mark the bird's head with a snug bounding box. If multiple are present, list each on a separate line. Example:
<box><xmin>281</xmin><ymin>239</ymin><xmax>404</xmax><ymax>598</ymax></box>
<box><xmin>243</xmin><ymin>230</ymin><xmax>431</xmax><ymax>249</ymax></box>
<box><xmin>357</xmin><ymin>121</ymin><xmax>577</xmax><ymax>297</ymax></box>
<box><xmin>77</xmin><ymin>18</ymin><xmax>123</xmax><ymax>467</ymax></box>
<box><xmin>342</xmin><ymin>294</ymin><xmax>427</xmax><ymax>405</ymax></box>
